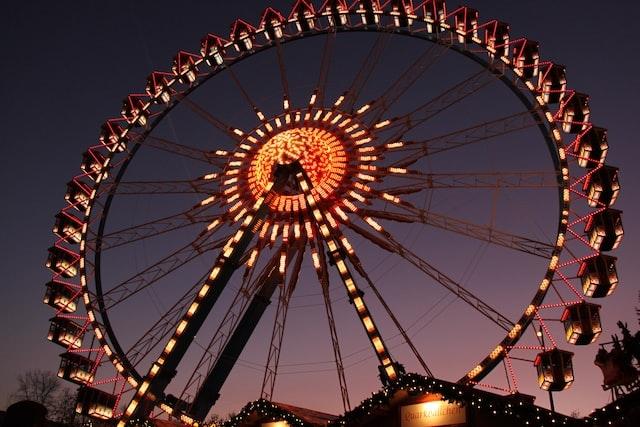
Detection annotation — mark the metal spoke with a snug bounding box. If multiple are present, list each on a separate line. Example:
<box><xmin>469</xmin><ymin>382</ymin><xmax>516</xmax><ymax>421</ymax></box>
<box><xmin>120</xmin><ymin>171</ymin><xmax>289</xmax><ymax>424</ymax></box>
<box><xmin>227</xmin><ymin>68</ymin><xmax>263</xmax><ymax>117</ymax></box>
<box><xmin>102</xmin><ymin>232</ymin><xmax>231</xmax><ymax>311</ymax></box>
<box><xmin>346</xmin><ymin>220</ymin><xmax>514</xmax><ymax>332</ymax></box>
<box><xmin>88</xmin><ymin>205</ymin><xmax>223</xmax><ymax>251</ymax></box>
<box><xmin>375</xmin><ymin>64</ymin><xmax>507</xmax><ymax>144</ymax></box>
<box><xmin>361</xmin><ymin>42</ymin><xmax>449</xmax><ymax>124</ymax></box>
<box><xmin>275</xmin><ymin>38</ymin><xmax>291</xmax><ymax>104</ymax></box>
<box><xmin>360</xmin><ymin>204</ymin><xmax>554</xmax><ymax>258</ymax></box>
<box><xmin>124</xmin><ymin>273</ymin><xmax>206</xmax><ymax>368</ymax></box>
<box><xmin>177</xmin><ymin>243</ymin><xmax>271</xmax><ymax>400</ymax></box>
<box><xmin>342</xmin><ymin>32</ymin><xmax>390</xmax><ymax>112</ymax></box>
<box><xmin>261</xmin><ymin>243</ymin><xmax>305</xmax><ymax>401</ymax></box>
<box><xmin>381</xmin><ymin>109</ymin><xmax>544</xmax><ymax>168</ymax></box>
<box><xmin>106</xmin><ymin>179</ymin><xmax>220</xmax><ymax>196</ymax></box>
<box><xmin>296</xmin><ymin>169</ymin><xmax>401</xmax><ymax>384</ymax></box>
<box><xmin>310</xmin><ymin>231</ymin><xmax>350</xmax><ymax>411</ymax></box>
<box><xmin>180</xmin><ymin>96</ymin><xmax>245</xmax><ymax>142</ymax></box>
<box><xmin>185</xmin><ymin>245</ymin><xmax>294</xmax><ymax>420</ymax></box>
<box><xmin>375</xmin><ymin>170</ymin><xmax>559</xmax><ymax>193</ymax></box>
<box><xmin>134</xmin><ymin>133</ymin><xmax>229</xmax><ymax>167</ymax></box>
<box><xmin>323</xmin><ymin>221</ymin><xmax>435</xmax><ymax>378</ymax></box>
<box><xmin>314</xmin><ymin>30</ymin><xmax>336</xmax><ymax>107</ymax></box>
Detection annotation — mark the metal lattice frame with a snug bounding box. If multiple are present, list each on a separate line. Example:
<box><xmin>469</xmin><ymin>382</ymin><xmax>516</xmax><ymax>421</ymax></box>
<box><xmin>43</xmin><ymin>1</ymin><xmax>622</xmax><ymax>425</ymax></box>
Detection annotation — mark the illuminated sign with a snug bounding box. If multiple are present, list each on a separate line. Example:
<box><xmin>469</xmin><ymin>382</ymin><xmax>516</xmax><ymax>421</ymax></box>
<box><xmin>262</xmin><ymin>422</ymin><xmax>289</xmax><ymax>427</ymax></box>
<box><xmin>400</xmin><ymin>400</ymin><xmax>466</xmax><ymax>427</ymax></box>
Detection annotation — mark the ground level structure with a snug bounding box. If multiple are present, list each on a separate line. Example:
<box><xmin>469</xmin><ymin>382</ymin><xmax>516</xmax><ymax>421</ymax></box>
<box><xmin>222</xmin><ymin>374</ymin><xmax>638</xmax><ymax>427</ymax></box>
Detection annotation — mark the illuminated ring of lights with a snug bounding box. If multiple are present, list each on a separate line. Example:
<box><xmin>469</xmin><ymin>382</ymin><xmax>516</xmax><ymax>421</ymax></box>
<box><xmin>67</xmin><ymin>4</ymin><xmax>605</xmax><ymax>420</ymax></box>
<box><xmin>230</xmin><ymin>108</ymin><xmax>374</xmax><ymax>218</ymax></box>
<box><xmin>83</xmin><ymin>8</ymin><xmax>566</xmax><ymax>406</ymax></box>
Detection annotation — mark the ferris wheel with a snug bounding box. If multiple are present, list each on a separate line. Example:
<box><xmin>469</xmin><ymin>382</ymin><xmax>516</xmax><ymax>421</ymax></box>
<box><xmin>44</xmin><ymin>0</ymin><xmax>623</xmax><ymax>424</ymax></box>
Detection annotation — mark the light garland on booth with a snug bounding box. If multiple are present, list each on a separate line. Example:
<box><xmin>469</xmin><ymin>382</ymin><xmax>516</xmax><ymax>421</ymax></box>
<box><xmin>328</xmin><ymin>373</ymin><xmax>589</xmax><ymax>427</ymax></box>
<box><xmin>221</xmin><ymin>398</ymin><xmax>309</xmax><ymax>427</ymax></box>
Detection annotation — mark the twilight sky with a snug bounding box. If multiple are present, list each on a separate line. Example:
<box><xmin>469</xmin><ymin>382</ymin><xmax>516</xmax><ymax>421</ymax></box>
<box><xmin>1</xmin><ymin>0</ymin><xmax>639</xmax><ymax>421</ymax></box>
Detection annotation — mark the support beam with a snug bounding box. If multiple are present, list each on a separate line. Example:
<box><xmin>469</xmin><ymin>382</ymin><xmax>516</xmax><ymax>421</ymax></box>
<box><xmin>119</xmin><ymin>168</ymin><xmax>291</xmax><ymax>425</ymax></box>
<box><xmin>296</xmin><ymin>168</ymin><xmax>402</xmax><ymax>385</ymax></box>
<box><xmin>188</xmin><ymin>244</ymin><xmax>300</xmax><ymax>421</ymax></box>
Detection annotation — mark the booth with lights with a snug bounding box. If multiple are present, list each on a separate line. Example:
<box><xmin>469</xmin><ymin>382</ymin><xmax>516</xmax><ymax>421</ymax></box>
<box><xmin>222</xmin><ymin>374</ymin><xmax>592</xmax><ymax>427</ymax></box>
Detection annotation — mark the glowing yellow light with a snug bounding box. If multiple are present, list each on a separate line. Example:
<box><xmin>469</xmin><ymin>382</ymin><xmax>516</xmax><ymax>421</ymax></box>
<box><xmin>279</xmin><ymin>252</ymin><xmax>287</xmax><ymax>274</ymax></box>
<box><xmin>363</xmin><ymin>316</ymin><xmax>375</xmax><ymax>332</ymax></box>
<box><xmin>125</xmin><ymin>400</ymin><xmax>139</xmax><ymax>417</ymax></box>
<box><xmin>164</xmin><ymin>338</ymin><xmax>176</xmax><ymax>353</ymax></box>
<box><xmin>200</xmin><ymin>195</ymin><xmax>216</xmax><ymax>206</ymax></box>
<box><xmin>207</xmin><ymin>219</ymin><xmax>221</xmax><ymax>231</ymax></box>
<box><xmin>103</xmin><ymin>345</ymin><xmax>112</xmax><ymax>357</ymax></box>
<box><xmin>508</xmin><ymin>324</ymin><xmax>522</xmax><ymax>339</ymax></box>
<box><xmin>187</xmin><ymin>302</ymin><xmax>199</xmax><ymax>316</ymax></box>
<box><xmin>365</xmin><ymin>217</ymin><xmax>383</xmax><ymax>232</ymax></box>
<box><xmin>248</xmin><ymin>127</ymin><xmax>348</xmax><ymax>213</ymax></box>
<box><xmin>333</xmin><ymin>206</ymin><xmax>349</xmax><ymax>221</ymax></box>
<box><xmin>356</xmin><ymin>104</ymin><xmax>370</xmax><ymax>114</ymax></box>
<box><xmin>312</xmin><ymin>251</ymin><xmax>321</xmax><ymax>269</ymax></box>
<box><xmin>342</xmin><ymin>199</ymin><xmax>358</xmax><ymax>212</ymax></box>
<box><xmin>372</xmin><ymin>336</ymin><xmax>385</xmax><ymax>353</ymax></box>
<box><xmin>381</xmin><ymin>192</ymin><xmax>400</xmax><ymax>204</ymax></box>
<box><xmin>467</xmin><ymin>365</ymin><xmax>483</xmax><ymax>379</ymax></box>
<box><xmin>304</xmin><ymin>220</ymin><xmax>313</xmax><ymax>238</ymax></box>
<box><xmin>354</xmin><ymin>137</ymin><xmax>372</xmax><ymax>145</ymax></box>
<box><xmin>357</xmin><ymin>173</ymin><xmax>375</xmax><ymax>182</ymax></box>
<box><xmin>270</xmin><ymin>223</ymin><xmax>280</xmax><ymax>243</ymax></box>
<box><xmin>338</xmin><ymin>118</ymin><xmax>352</xmax><ymax>128</ymax></box>
<box><xmin>489</xmin><ymin>345</ymin><xmax>504</xmax><ymax>360</ymax></box>
<box><xmin>247</xmin><ymin>248</ymin><xmax>259</xmax><ymax>267</ymax></box>
<box><xmin>540</xmin><ymin>278</ymin><xmax>550</xmax><ymax>291</ymax></box>
<box><xmin>224</xmin><ymin>185</ymin><xmax>238</xmax><ymax>195</ymax></box>
<box><xmin>198</xmin><ymin>284</ymin><xmax>211</xmax><ymax>298</ymax></box>
<box><xmin>386</xmin><ymin>141</ymin><xmax>404</xmax><ymax>149</ymax></box>
<box><xmin>374</xmin><ymin>119</ymin><xmax>391</xmax><ymax>129</ymax></box>
<box><xmin>233</xmin><ymin>208</ymin><xmax>247</xmax><ymax>222</ymax></box>
<box><xmin>389</xmin><ymin>167</ymin><xmax>407</xmax><ymax>174</ymax></box>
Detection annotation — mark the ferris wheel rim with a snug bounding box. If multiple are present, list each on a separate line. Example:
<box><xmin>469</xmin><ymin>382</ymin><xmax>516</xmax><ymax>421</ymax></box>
<box><xmin>57</xmin><ymin>4</ymin><xmax>605</xmax><ymax>422</ymax></box>
<box><xmin>88</xmin><ymin>24</ymin><xmax>566</xmax><ymax>386</ymax></box>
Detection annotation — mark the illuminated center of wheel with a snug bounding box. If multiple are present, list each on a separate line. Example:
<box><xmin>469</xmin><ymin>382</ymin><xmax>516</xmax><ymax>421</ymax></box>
<box><xmin>249</xmin><ymin>127</ymin><xmax>347</xmax><ymax>212</ymax></box>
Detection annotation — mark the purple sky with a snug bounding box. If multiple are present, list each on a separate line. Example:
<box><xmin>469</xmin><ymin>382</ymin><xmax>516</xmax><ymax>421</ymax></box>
<box><xmin>1</xmin><ymin>0</ymin><xmax>639</xmax><ymax>421</ymax></box>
